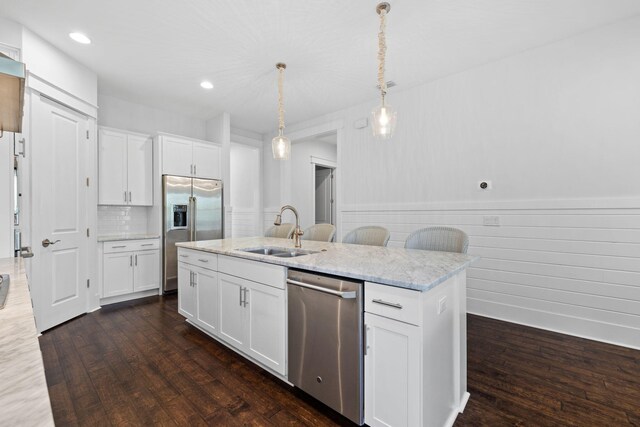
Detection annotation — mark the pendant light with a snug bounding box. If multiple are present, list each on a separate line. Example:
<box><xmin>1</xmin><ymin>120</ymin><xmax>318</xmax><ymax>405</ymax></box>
<box><xmin>272</xmin><ymin>63</ymin><xmax>291</xmax><ymax>160</ymax></box>
<box><xmin>372</xmin><ymin>2</ymin><xmax>397</xmax><ymax>140</ymax></box>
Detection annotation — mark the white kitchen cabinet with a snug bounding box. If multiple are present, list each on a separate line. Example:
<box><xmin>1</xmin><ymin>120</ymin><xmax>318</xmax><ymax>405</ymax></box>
<box><xmin>364</xmin><ymin>278</ymin><xmax>462</xmax><ymax>427</ymax></box>
<box><xmin>365</xmin><ymin>312</ymin><xmax>421</xmax><ymax>427</ymax></box>
<box><xmin>244</xmin><ymin>278</ymin><xmax>286</xmax><ymax>373</ymax></box>
<box><xmin>218</xmin><ymin>273</ymin><xmax>247</xmax><ymax>348</ymax></box>
<box><xmin>195</xmin><ymin>267</ymin><xmax>219</xmax><ymax>335</ymax></box>
<box><xmin>217</xmin><ymin>272</ymin><xmax>286</xmax><ymax>374</ymax></box>
<box><xmin>101</xmin><ymin>239</ymin><xmax>160</xmax><ymax>302</ymax></box>
<box><xmin>178</xmin><ymin>250</ymin><xmax>220</xmax><ymax>336</ymax></box>
<box><xmin>192</xmin><ymin>141</ymin><xmax>221</xmax><ymax>179</ymax></box>
<box><xmin>159</xmin><ymin>133</ymin><xmax>221</xmax><ymax>179</ymax></box>
<box><xmin>177</xmin><ymin>249</ymin><xmax>286</xmax><ymax>376</ymax></box>
<box><xmin>98</xmin><ymin>127</ymin><xmax>153</xmax><ymax>206</ymax></box>
<box><xmin>178</xmin><ymin>263</ymin><xmax>197</xmax><ymax>320</ymax></box>
<box><xmin>103</xmin><ymin>252</ymin><xmax>135</xmax><ymax>298</ymax></box>
<box><xmin>133</xmin><ymin>249</ymin><xmax>160</xmax><ymax>292</ymax></box>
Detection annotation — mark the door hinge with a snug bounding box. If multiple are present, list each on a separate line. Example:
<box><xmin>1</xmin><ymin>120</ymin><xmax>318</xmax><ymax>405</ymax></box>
<box><xmin>87</xmin><ymin>279</ymin><xmax>90</xmax><ymax>288</ymax></box>
<box><xmin>86</xmin><ymin>130</ymin><xmax>90</xmax><ymax>139</ymax></box>
<box><xmin>86</xmin><ymin>228</ymin><xmax>90</xmax><ymax>237</ymax></box>
<box><xmin>86</xmin><ymin>177</ymin><xmax>90</xmax><ymax>187</ymax></box>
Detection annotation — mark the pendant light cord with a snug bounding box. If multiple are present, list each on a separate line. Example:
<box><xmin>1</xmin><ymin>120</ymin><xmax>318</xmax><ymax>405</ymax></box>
<box><xmin>377</xmin><ymin>8</ymin><xmax>387</xmax><ymax>100</ymax></box>
<box><xmin>277</xmin><ymin>65</ymin><xmax>285</xmax><ymax>132</ymax></box>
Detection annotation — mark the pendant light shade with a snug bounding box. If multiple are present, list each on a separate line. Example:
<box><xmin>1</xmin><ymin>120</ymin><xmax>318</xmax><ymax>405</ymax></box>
<box><xmin>272</xmin><ymin>130</ymin><xmax>291</xmax><ymax>160</ymax></box>
<box><xmin>373</xmin><ymin>2</ymin><xmax>396</xmax><ymax>140</ymax></box>
<box><xmin>272</xmin><ymin>63</ymin><xmax>291</xmax><ymax>160</ymax></box>
<box><xmin>372</xmin><ymin>103</ymin><xmax>397</xmax><ymax>140</ymax></box>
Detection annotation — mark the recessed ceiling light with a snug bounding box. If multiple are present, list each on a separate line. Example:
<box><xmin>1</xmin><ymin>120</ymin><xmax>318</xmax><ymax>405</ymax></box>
<box><xmin>69</xmin><ymin>32</ymin><xmax>91</xmax><ymax>44</ymax></box>
<box><xmin>200</xmin><ymin>81</ymin><xmax>214</xmax><ymax>90</ymax></box>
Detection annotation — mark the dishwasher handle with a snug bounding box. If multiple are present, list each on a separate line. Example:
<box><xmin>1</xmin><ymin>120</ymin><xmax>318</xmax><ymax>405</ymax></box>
<box><xmin>287</xmin><ymin>279</ymin><xmax>357</xmax><ymax>299</ymax></box>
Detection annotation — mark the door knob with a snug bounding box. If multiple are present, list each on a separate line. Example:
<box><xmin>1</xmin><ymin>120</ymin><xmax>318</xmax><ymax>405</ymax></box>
<box><xmin>42</xmin><ymin>238</ymin><xmax>60</xmax><ymax>247</ymax></box>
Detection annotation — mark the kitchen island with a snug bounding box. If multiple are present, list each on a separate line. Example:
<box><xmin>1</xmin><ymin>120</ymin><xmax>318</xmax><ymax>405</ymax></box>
<box><xmin>176</xmin><ymin>237</ymin><xmax>477</xmax><ymax>427</ymax></box>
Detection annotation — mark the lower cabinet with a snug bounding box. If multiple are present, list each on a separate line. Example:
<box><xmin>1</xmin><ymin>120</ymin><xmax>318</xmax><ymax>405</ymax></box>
<box><xmin>178</xmin><ymin>262</ymin><xmax>197</xmax><ymax>319</ymax></box>
<box><xmin>364</xmin><ymin>312</ymin><xmax>421</xmax><ymax>427</ymax></box>
<box><xmin>364</xmin><ymin>278</ymin><xmax>461</xmax><ymax>427</ymax></box>
<box><xmin>178</xmin><ymin>262</ymin><xmax>219</xmax><ymax>336</ymax></box>
<box><xmin>218</xmin><ymin>272</ymin><xmax>286</xmax><ymax>374</ymax></box>
<box><xmin>177</xmin><ymin>249</ymin><xmax>286</xmax><ymax>376</ymax></box>
<box><xmin>101</xmin><ymin>239</ymin><xmax>160</xmax><ymax>299</ymax></box>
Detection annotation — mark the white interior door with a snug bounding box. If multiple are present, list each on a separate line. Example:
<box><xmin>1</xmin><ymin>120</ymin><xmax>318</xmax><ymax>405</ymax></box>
<box><xmin>315</xmin><ymin>167</ymin><xmax>332</xmax><ymax>224</ymax></box>
<box><xmin>31</xmin><ymin>94</ymin><xmax>89</xmax><ymax>332</ymax></box>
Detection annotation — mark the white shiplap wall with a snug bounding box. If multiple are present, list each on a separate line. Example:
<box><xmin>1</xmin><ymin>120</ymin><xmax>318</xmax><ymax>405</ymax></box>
<box><xmin>342</xmin><ymin>199</ymin><xmax>640</xmax><ymax>350</ymax></box>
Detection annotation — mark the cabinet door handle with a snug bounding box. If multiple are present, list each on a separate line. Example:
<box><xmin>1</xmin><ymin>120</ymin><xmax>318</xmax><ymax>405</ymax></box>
<box><xmin>190</xmin><ymin>164</ymin><xmax>193</xmax><ymax>175</ymax></box>
<box><xmin>364</xmin><ymin>325</ymin><xmax>370</xmax><ymax>356</ymax></box>
<box><xmin>129</xmin><ymin>191</ymin><xmax>132</xmax><ymax>203</ymax></box>
<box><xmin>239</xmin><ymin>286</ymin><xmax>243</xmax><ymax>306</ymax></box>
<box><xmin>372</xmin><ymin>299</ymin><xmax>403</xmax><ymax>309</ymax></box>
<box><xmin>242</xmin><ymin>287</ymin><xmax>248</xmax><ymax>307</ymax></box>
<box><xmin>135</xmin><ymin>254</ymin><xmax>138</xmax><ymax>266</ymax></box>
<box><xmin>124</xmin><ymin>191</ymin><xmax>127</xmax><ymax>203</ymax></box>
<box><xmin>130</xmin><ymin>255</ymin><xmax>133</xmax><ymax>267</ymax></box>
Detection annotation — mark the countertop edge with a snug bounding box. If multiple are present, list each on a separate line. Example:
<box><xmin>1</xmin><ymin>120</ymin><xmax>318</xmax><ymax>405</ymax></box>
<box><xmin>176</xmin><ymin>239</ymin><xmax>478</xmax><ymax>292</ymax></box>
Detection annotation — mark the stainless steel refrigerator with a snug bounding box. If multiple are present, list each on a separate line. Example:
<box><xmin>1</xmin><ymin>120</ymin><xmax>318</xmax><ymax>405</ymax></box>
<box><xmin>162</xmin><ymin>175</ymin><xmax>223</xmax><ymax>293</ymax></box>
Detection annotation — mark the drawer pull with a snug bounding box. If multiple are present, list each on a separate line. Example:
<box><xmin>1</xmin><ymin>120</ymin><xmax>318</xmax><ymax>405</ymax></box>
<box><xmin>198</xmin><ymin>258</ymin><xmax>209</xmax><ymax>263</ymax></box>
<box><xmin>372</xmin><ymin>299</ymin><xmax>403</xmax><ymax>309</ymax></box>
<box><xmin>112</xmin><ymin>245</ymin><xmax>127</xmax><ymax>248</ymax></box>
<box><xmin>179</xmin><ymin>254</ymin><xmax>189</xmax><ymax>258</ymax></box>
<box><xmin>141</xmin><ymin>243</ymin><xmax>154</xmax><ymax>247</ymax></box>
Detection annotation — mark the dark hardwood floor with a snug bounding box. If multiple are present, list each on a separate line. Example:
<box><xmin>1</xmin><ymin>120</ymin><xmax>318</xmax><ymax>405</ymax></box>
<box><xmin>39</xmin><ymin>295</ymin><xmax>640</xmax><ymax>426</ymax></box>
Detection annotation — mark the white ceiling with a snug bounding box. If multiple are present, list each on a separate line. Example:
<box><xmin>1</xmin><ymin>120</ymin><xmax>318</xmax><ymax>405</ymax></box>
<box><xmin>1</xmin><ymin>0</ymin><xmax>639</xmax><ymax>134</ymax></box>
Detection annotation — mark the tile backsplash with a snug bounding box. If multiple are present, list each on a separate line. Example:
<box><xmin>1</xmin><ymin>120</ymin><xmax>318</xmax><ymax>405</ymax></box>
<box><xmin>98</xmin><ymin>206</ymin><xmax>149</xmax><ymax>235</ymax></box>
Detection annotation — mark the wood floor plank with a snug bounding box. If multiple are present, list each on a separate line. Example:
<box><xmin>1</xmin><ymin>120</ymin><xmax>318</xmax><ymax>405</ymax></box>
<box><xmin>39</xmin><ymin>295</ymin><xmax>640</xmax><ymax>426</ymax></box>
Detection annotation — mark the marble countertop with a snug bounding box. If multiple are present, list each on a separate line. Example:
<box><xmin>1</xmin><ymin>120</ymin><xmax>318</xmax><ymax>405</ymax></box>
<box><xmin>177</xmin><ymin>237</ymin><xmax>478</xmax><ymax>292</ymax></box>
<box><xmin>98</xmin><ymin>233</ymin><xmax>160</xmax><ymax>242</ymax></box>
<box><xmin>0</xmin><ymin>257</ymin><xmax>54</xmax><ymax>426</ymax></box>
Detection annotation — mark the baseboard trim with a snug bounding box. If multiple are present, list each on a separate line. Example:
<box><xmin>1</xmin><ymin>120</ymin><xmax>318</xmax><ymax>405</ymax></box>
<box><xmin>100</xmin><ymin>289</ymin><xmax>160</xmax><ymax>306</ymax></box>
<box><xmin>468</xmin><ymin>299</ymin><xmax>640</xmax><ymax>350</ymax></box>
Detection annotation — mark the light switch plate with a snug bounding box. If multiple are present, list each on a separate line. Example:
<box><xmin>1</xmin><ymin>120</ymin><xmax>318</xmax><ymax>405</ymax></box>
<box><xmin>438</xmin><ymin>296</ymin><xmax>447</xmax><ymax>314</ymax></box>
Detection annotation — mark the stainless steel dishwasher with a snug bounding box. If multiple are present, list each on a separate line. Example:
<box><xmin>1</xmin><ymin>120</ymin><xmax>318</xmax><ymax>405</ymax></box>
<box><xmin>287</xmin><ymin>269</ymin><xmax>364</xmax><ymax>425</ymax></box>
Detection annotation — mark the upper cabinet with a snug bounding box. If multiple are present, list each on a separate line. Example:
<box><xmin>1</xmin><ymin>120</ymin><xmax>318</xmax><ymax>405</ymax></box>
<box><xmin>159</xmin><ymin>134</ymin><xmax>221</xmax><ymax>179</ymax></box>
<box><xmin>99</xmin><ymin>127</ymin><xmax>153</xmax><ymax>206</ymax></box>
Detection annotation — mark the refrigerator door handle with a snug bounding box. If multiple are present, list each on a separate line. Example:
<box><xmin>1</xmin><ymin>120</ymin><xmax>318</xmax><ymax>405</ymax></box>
<box><xmin>192</xmin><ymin>196</ymin><xmax>197</xmax><ymax>241</ymax></box>
<box><xmin>187</xmin><ymin>196</ymin><xmax>194</xmax><ymax>241</ymax></box>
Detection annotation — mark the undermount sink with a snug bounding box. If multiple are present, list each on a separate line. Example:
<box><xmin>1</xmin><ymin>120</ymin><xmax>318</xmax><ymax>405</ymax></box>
<box><xmin>239</xmin><ymin>246</ymin><xmax>318</xmax><ymax>258</ymax></box>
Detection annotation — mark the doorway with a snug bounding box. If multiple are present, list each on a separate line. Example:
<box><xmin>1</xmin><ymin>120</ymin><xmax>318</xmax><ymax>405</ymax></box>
<box><xmin>314</xmin><ymin>165</ymin><xmax>335</xmax><ymax>225</ymax></box>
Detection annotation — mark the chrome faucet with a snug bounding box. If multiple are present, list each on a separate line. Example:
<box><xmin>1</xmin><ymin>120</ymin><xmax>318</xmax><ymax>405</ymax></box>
<box><xmin>274</xmin><ymin>205</ymin><xmax>304</xmax><ymax>248</ymax></box>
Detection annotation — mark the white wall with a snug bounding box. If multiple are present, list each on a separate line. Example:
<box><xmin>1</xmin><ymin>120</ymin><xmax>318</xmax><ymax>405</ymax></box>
<box><xmin>98</xmin><ymin>93</ymin><xmax>207</xmax><ymax>139</ymax></box>
<box><xmin>0</xmin><ymin>18</ymin><xmax>22</xmax><ymax>52</ymax></box>
<box><xmin>230</xmin><ymin>142</ymin><xmax>261</xmax><ymax>237</ymax></box>
<box><xmin>22</xmin><ymin>28</ymin><xmax>97</xmax><ymax>107</ymax></box>
<box><xmin>268</xmin><ymin>17</ymin><xmax>640</xmax><ymax>349</ymax></box>
<box><xmin>206</xmin><ymin>113</ymin><xmax>231</xmax><ymax>237</ymax></box>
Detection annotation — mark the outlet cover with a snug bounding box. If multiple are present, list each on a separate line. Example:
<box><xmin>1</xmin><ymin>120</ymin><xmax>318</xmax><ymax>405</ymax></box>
<box><xmin>483</xmin><ymin>216</ymin><xmax>500</xmax><ymax>226</ymax></box>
